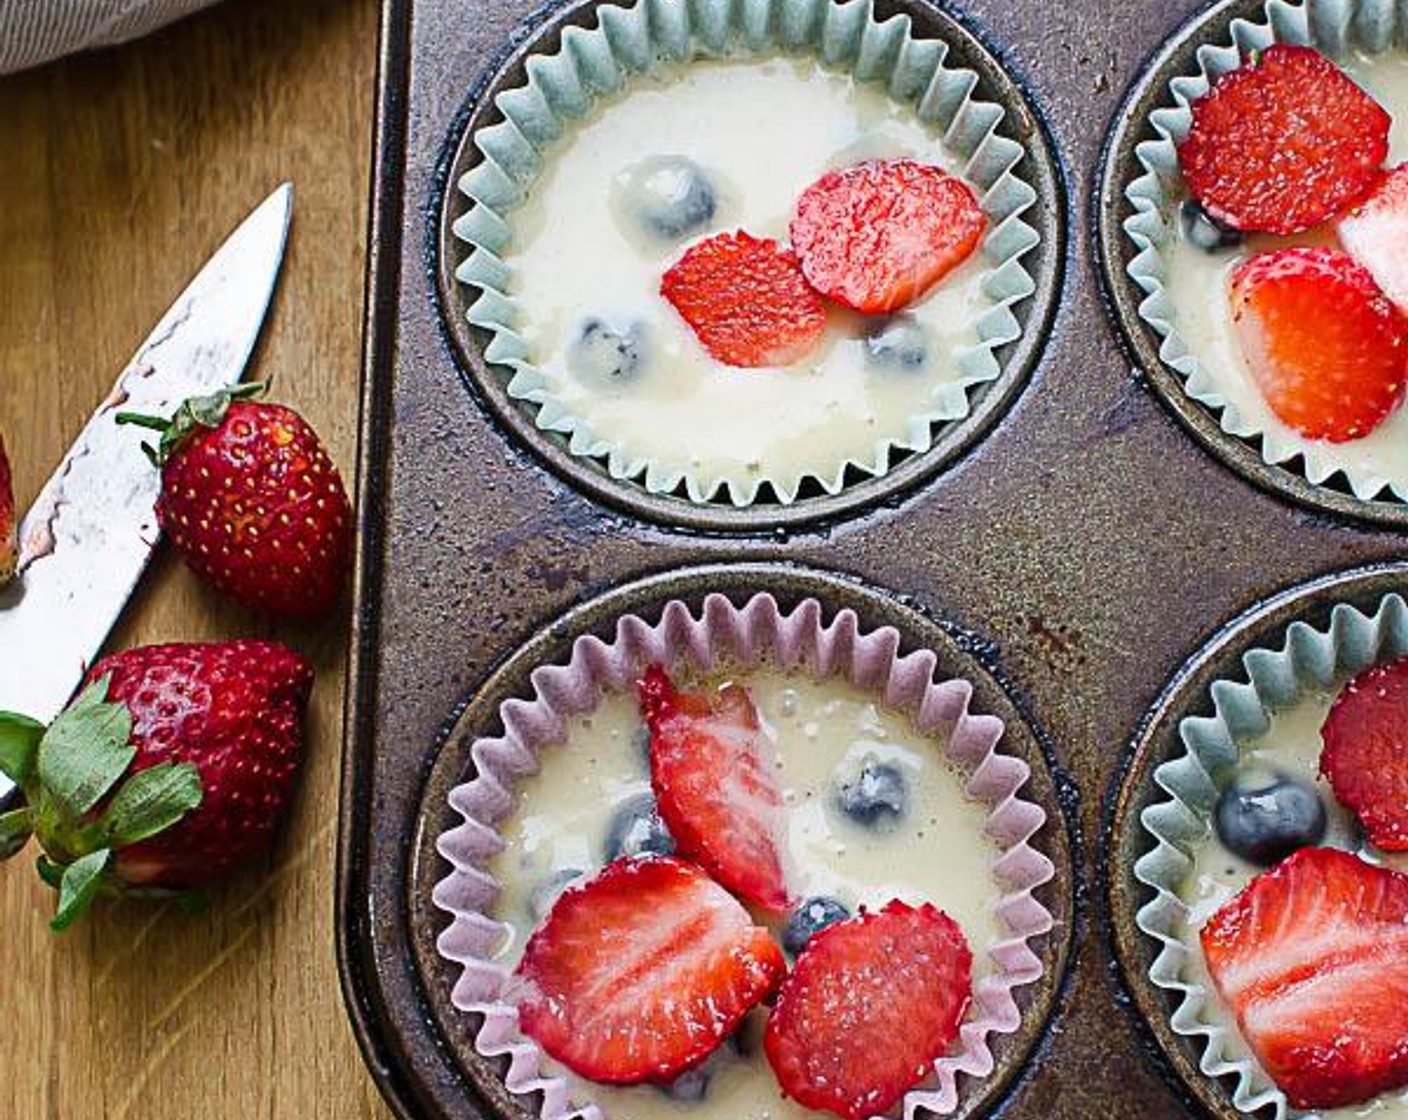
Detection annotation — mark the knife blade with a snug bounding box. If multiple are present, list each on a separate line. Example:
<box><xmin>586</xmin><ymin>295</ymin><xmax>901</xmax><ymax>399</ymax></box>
<box><xmin>0</xmin><ymin>184</ymin><xmax>294</xmax><ymax>803</ymax></box>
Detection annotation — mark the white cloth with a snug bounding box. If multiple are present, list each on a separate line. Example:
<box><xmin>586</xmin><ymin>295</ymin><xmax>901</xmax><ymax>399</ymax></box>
<box><xmin>0</xmin><ymin>0</ymin><xmax>221</xmax><ymax>73</ymax></box>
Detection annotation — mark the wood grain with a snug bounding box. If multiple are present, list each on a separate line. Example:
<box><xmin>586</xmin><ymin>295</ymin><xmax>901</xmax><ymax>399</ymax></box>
<box><xmin>0</xmin><ymin>0</ymin><xmax>390</xmax><ymax>1115</ymax></box>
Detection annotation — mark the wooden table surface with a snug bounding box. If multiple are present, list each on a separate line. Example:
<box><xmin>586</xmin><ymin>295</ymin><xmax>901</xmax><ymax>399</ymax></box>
<box><xmin>0</xmin><ymin>0</ymin><xmax>393</xmax><ymax>1115</ymax></box>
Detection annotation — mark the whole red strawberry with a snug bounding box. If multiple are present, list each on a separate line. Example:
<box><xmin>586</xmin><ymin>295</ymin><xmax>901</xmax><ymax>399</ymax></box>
<box><xmin>119</xmin><ymin>384</ymin><xmax>352</xmax><ymax>619</ymax></box>
<box><xmin>0</xmin><ymin>433</ymin><xmax>15</xmax><ymax>587</ymax></box>
<box><xmin>0</xmin><ymin>640</ymin><xmax>312</xmax><ymax>928</ymax></box>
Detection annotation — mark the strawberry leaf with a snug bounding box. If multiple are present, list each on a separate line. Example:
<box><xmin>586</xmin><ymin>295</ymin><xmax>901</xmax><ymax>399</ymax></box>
<box><xmin>0</xmin><ymin>806</ymin><xmax>33</xmax><ymax>859</ymax></box>
<box><xmin>37</xmin><ymin>677</ymin><xmax>135</xmax><ymax>818</ymax></box>
<box><xmin>188</xmin><ymin>392</ymin><xmax>233</xmax><ymax>428</ymax></box>
<box><xmin>0</xmin><ymin>712</ymin><xmax>44</xmax><ymax>788</ymax></box>
<box><xmin>35</xmin><ymin>855</ymin><xmax>64</xmax><ymax>888</ymax></box>
<box><xmin>98</xmin><ymin>762</ymin><xmax>202</xmax><ymax>847</ymax></box>
<box><xmin>51</xmin><ymin>848</ymin><xmax>112</xmax><ymax>931</ymax></box>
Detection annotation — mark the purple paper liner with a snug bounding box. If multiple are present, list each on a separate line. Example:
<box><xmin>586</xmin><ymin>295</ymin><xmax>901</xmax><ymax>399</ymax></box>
<box><xmin>432</xmin><ymin>592</ymin><xmax>1056</xmax><ymax>1120</ymax></box>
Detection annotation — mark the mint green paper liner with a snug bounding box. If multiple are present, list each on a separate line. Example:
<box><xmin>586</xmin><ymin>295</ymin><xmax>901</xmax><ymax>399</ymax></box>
<box><xmin>1122</xmin><ymin>0</ymin><xmax>1408</xmax><ymax>504</ymax></box>
<box><xmin>451</xmin><ymin>0</ymin><xmax>1041</xmax><ymax>507</ymax></box>
<box><xmin>1133</xmin><ymin>591</ymin><xmax>1408</xmax><ymax>1119</ymax></box>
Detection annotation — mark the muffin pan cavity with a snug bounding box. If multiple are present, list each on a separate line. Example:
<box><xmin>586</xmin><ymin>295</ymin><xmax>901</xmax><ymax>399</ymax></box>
<box><xmin>410</xmin><ymin>565</ymin><xmax>1074</xmax><ymax>1120</ymax></box>
<box><xmin>1109</xmin><ymin>561</ymin><xmax>1408</xmax><ymax>1120</ymax></box>
<box><xmin>437</xmin><ymin>0</ymin><xmax>1062</xmax><ymax>532</ymax></box>
<box><xmin>1098</xmin><ymin>0</ymin><xmax>1408</xmax><ymax>529</ymax></box>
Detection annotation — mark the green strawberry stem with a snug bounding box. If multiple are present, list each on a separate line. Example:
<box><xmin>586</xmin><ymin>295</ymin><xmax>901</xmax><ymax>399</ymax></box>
<box><xmin>115</xmin><ymin>380</ymin><xmax>267</xmax><ymax>466</ymax></box>
<box><xmin>112</xmin><ymin>413</ymin><xmax>169</xmax><ymax>432</ymax></box>
<box><xmin>0</xmin><ymin>678</ymin><xmax>203</xmax><ymax>930</ymax></box>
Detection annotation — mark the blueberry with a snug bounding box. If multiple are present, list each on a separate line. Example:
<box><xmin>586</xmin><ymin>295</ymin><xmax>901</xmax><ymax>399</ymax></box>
<box><xmin>1180</xmin><ymin>199</ymin><xmax>1243</xmax><ymax>252</ymax></box>
<box><xmin>783</xmin><ymin>896</ymin><xmax>851</xmax><ymax>956</ymax></box>
<box><xmin>1214</xmin><ymin>770</ymin><xmax>1327</xmax><ymax>867</ymax></box>
<box><xmin>659</xmin><ymin>1065</ymin><xmax>710</xmax><ymax>1102</ymax></box>
<box><xmin>529</xmin><ymin>867</ymin><xmax>585</xmax><ymax>922</ymax></box>
<box><xmin>567</xmin><ymin>318</ymin><xmax>648</xmax><ymax>386</ymax></box>
<box><xmin>633</xmin><ymin>724</ymin><xmax>653</xmax><ymax>768</ymax></box>
<box><xmin>613</xmin><ymin>154</ymin><xmax>718</xmax><ymax>241</ymax></box>
<box><xmin>655</xmin><ymin>1033</ymin><xmax>744</xmax><ymax>1100</ymax></box>
<box><xmin>604</xmin><ymin>793</ymin><xmax>675</xmax><ymax>861</ymax></box>
<box><xmin>835</xmin><ymin>756</ymin><xmax>908</xmax><ymax>827</ymax></box>
<box><xmin>864</xmin><ymin>316</ymin><xmax>928</xmax><ymax>373</ymax></box>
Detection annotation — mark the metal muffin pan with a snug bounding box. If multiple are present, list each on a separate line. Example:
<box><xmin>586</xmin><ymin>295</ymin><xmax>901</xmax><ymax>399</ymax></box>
<box><xmin>339</xmin><ymin>0</ymin><xmax>1408</xmax><ymax>1118</ymax></box>
<box><xmin>435</xmin><ymin>0</ymin><xmax>1065</xmax><ymax>533</ymax></box>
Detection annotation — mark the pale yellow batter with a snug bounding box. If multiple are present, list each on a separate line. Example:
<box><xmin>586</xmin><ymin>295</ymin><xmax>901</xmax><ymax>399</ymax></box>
<box><xmin>488</xmin><ymin>667</ymin><xmax>1007</xmax><ymax>1120</ymax></box>
<box><xmin>505</xmin><ymin>58</ymin><xmax>995</xmax><ymax>502</ymax></box>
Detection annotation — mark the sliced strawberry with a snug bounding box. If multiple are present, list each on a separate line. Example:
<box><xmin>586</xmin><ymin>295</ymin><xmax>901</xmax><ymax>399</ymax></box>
<box><xmin>1229</xmin><ymin>247</ymin><xmax>1407</xmax><ymax>442</ymax></box>
<box><xmin>1336</xmin><ymin>163</ymin><xmax>1408</xmax><ymax>312</ymax></box>
<box><xmin>1200</xmin><ymin>847</ymin><xmax>1408</xmax><ymax>1110</ymax></box>
<box><xmin>639</xmin><ymin>664</ymin><xmax>789</xmax><ymax>912</ymax></box>
<box><xmin>789</xmin><ymin>158</ymin><xmax>986</xmax><ymax>314</ymax></box>
<box><xmin>1321</xmin><ymin>657</ymin><xmax>1408</xmax><ymax>851</ymax></box>
<box><xmin>1178</xmin><ymin>45</ymin><xmax>1390</xmax><ymax>234</ymax></box>
<box><xmin>0</xmin><ymin>435</ymin><xmax>14</xmax><ymax>586</ymax></box>
<box><xmin>514</xmin><ymin>856</ymin><xmax>786</xmax><ymax>1084</ymax></box>
<box><xmin>660</xmin><ymin>231</ymin><xmax>826</xmax><ymax>367</ymax></box>
<box><xmin>764</xmin><ymin>900</ymin><xmax>972</xmax><ymax>1120</ymax></box>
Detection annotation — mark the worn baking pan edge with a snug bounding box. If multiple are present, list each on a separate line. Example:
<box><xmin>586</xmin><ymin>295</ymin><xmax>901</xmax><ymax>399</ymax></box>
<box><xmin>338</xmin><ymin>0</ymin><xmax>431</xmax><ymax>1116</ymax></box>
<box><xmin>338</xmin><ymin>4</ymin><xmax>556</xmax><ymax>1117</ymax></box>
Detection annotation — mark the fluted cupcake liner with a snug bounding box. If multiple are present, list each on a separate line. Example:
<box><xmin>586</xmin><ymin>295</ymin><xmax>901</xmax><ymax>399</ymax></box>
<box><xmin>432</xmin><ymin>591</ymin><xmax>1056</xmax><ymax>1120</ymax></box>
<box><xmin>1134</xmin><ymin>590</ymin><xmax>1408</xmax><ymax>1119</ymax></box>
<box><xmin>451</xmin><ymin>0</ymin><xmax>1040</xmax><ymax>507</ymax></box>
<box><xmin>1122</xmin><ymin>0</ymin><xmax>1408</xmax><ymax>504</ymax></box>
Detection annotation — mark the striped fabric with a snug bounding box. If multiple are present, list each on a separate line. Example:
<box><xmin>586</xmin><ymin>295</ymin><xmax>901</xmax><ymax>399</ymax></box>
<box><xmin>0</xmin><ymin>0</ymin><xmax>221</xmax><ymax>73</ymax></box>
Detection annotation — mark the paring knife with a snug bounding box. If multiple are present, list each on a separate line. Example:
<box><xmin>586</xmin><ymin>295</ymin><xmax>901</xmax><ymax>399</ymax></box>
<box><xmin>0</xmin><ymin>184</ymin><xmax>294</xmax><ymax>804</ymax></box>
